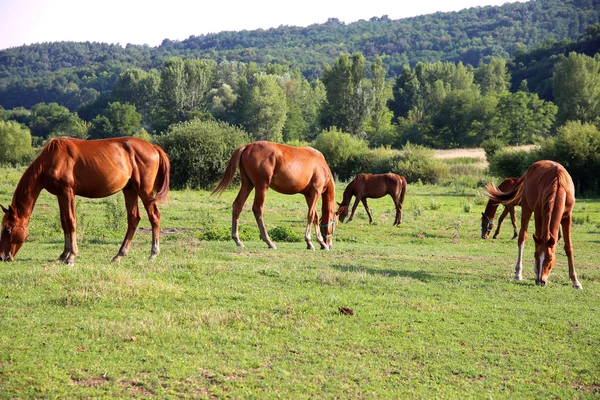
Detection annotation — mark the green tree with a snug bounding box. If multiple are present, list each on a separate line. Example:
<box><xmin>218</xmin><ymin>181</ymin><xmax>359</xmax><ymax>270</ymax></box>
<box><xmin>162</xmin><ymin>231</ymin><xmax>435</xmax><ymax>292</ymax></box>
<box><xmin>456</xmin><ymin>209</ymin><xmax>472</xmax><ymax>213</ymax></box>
<box><xmin>474</xmin><ymin>57</ymin><xmax>511</xmax><ymax>95</ymax></box>
<box><xmin>245</xmin><ymin>75</ymin><xmax>287</xmax><ymax>142</ymax></box>
<box><xmin>366</xmin><ymin>57</ymin><xmax>394</xmax><ymax>147</ymax></box>
<box><xmin>111</xmin><ymin>68</ymin><xmax>160</xmax><ymax>125</ymax></box>
<box><xmin>0</xmin><ymin>121</ymin><xmax>33</xmax><ymax>164</ymax></box>
<box><xmin>30</xmin><ymin>102</ymin><xmax>87</xmax><ymax>138</ymax></box>
<box><xmin>552</xmin><ymin>52</ymin><xmax>600</xmax><ymax>125</ymax></box>
<box><xmin>321</xmin><ymin>53</ymin><xmax>369</xmax><ymax>136</ymax></box>
<box><xmin>105</xmin><ymin>102</ymin><xmax>142</xmax><ymax>137</ymax></box>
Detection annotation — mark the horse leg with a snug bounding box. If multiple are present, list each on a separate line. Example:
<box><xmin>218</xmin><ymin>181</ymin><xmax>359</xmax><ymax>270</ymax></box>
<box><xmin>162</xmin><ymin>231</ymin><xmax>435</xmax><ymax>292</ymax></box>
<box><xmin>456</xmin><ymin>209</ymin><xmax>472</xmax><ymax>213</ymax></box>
<box><xmin>493</xmin><ymin>207</ymin><xmax>510</xmax><ymax>239</ymax></box>
<box><xmin>362</xmin><ymin>198</ymin><xmax>374</xmax><ymax>224</ymax></box>
<box><xmin>231</xmin><ymin>174</ymin><xmax>254</xmax><ymax>247</ymax></box>
<box><xmin>140</xmin><ymin>197</ymin><xmax>161</xmax><ymax>260</ymax></box>
<box><xmin>112</xmin><ymin>189</ymin><xmax>141</xmax><ymax>263</ymax></box>
<box><xmin>392</xmin><ymin>194</ymin><xmax>402</xmax><ymax>226</ymax></box>
<box><xmin>509</xmin><ymin>206</ymin><xmax>518</xmax><ymax>239</ymax></box>
<box><xmin>252</xmin><ymin>185</ymin><xmax>276</xmax><ymax>249</ymax></box>
<box><xmin>304</xmin><ymin>191</ymin><xmax>327</xmax><ymax>250</ymax></box>
<box><xmin>515</xmin><ymin>207</ymin><xmax>532</xmax><ymax>281</ymax></box>
<box><xmin>561</xmin><ymin>215</ymin><xmax>582</xmax><ymax>289</ymax></box>
<box><xmin>348</xmin><ymin>196</ymin><xmax>361</xmax><ymax>222</ymax></box>
<box><xmin>57</xmin><ymin>192</ymin><xmax>78</xmax><ymax>265</ymax></box>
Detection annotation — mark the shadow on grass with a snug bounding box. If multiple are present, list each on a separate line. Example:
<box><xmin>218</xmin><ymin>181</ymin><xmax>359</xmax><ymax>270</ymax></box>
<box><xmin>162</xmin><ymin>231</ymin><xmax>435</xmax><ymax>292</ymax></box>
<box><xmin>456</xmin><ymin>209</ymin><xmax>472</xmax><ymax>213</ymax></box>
<box><xmin>330</xmin><ymin>263</ymin><xmax>437</xmax><ymax>282</ymax></box>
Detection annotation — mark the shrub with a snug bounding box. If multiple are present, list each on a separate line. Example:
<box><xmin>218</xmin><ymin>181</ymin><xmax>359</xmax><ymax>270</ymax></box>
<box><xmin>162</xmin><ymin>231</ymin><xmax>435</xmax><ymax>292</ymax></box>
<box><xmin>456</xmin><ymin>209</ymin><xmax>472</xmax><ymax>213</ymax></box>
<box><xmin>487</xmin><ymin>148</ymin><xmax>536</xmax><ymax>179</ymax></box>
<box><xmin>541</xmin><ymin>121</ymin><xmax>600</xmax><ymax>194</ymax></box>
<box><xmin>392</xmin><ymin>142</ymin><xmax>448</xmax><ymax>184</ymax></box>
<box><xmin>481</xmin><ymin>138</ymin><xmax>506</xmax><ymax>160</ymax></box>
<box><xmin>312</xmin><ymin>127</ymin><xmax>369</xmax><ymax>181</ymax></box>
<box><xmin>0</xmin><ymin>120</ymin><xmax>33</xmax><ymax>165</ymax></box>
<box><xmin>155</xmin><ymin>119</ymin><xmax>250</xmax><ymax>189</ymax></box>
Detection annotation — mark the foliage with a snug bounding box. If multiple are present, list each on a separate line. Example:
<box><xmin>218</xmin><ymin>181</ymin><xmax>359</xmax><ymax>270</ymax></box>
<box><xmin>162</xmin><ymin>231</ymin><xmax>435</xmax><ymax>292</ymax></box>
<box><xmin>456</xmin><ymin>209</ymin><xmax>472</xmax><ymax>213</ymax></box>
<box><xmin>552</xmin><ymin>51</ymin><xmax>600</xmax><ymax>126</ymax></box>
<box><xmin>0</xmin><ymin>120</ymin><xmax>33</xmax><ymax>165</ymax></box>
<box><xmin>540</xmin><ymin>121</ymin><xmax>600</xmax><ymax>194</ymax></box>
<box><xmin>487</xmin><ymin>148</ymin><xmax>538</xmax><ymax>179</ymax></box>
<box><xmin>268</xmin><ymin>226</ymin><xmax>303</xmax><ymax>243</ymax></box>
<box><xmin>154</xmin><ymin>119</ymin><xmax>250</xmax><ymax>189</ymax></box>
<box><xmin>391</xmin><ymin>142</ymin><xmax>448</xmax><ymax>184</ymax></box>
<box><xmin>312</xmin><ymin>127</ymin><xmax>369</xmax><ymax>181</ymax></box>
<box><xmin>244</xmin><ymin>75</ymin><xmax>287</xmax><ymax>142</ymax></box>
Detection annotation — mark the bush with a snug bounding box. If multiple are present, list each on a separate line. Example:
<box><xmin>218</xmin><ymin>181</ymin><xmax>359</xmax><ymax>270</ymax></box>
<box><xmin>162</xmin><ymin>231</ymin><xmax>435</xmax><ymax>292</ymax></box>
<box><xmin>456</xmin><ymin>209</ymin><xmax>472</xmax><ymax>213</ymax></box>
<box><xmin>0</xmin><ymin>120</ymin><xmax>33</xmax><ymax>165</ymax></box>
<box><xmin>541</xmin><ymin>121</ymin><xmax>600</xmax><ymax>194</ymax></box>
<box><xmin>391</xmin><ymin>142</ymin><xmax>448</xmax><ymax>184</ymax></box>
<box><xmin>312</xmin><ymin>127</ymin><xmax>369</xmax><ymax>181</ymax></box>
<box><xmin>487</xmin><ymin>148</ymin><xmax>537</xmax><ymax>179</ymax></box>
<box><xmin>481</xmin><ymin>138</ymin><xmax>506</xmax><ymax>160</ymax></box>
<box><xmin>155</xmin><ymin>119</ymin><xmax>250</xmax><ymax>189</ymax></box>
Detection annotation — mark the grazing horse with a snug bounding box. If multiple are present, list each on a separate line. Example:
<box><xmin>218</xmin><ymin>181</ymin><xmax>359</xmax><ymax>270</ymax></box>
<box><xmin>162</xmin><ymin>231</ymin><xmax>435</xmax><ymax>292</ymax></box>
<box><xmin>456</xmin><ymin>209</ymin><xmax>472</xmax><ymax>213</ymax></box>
<box><xmin>486</xmin><ymin>160</ymin><xmax>581</xmax><ymax>289</ymax></box>
<box><xmin>336</xmin><ymin>173</ymin><xmax>407</xmax><ymax>226</ymax></box>
<box><xmin>212</xmin><ymin>141</ymin><xmax>338</xmax><ymax>250</ymax></box>
<box><xmin>0</xmin><ymin>137</ymin><xmax>170</xmax><ymax>265</ymax></box>
<box><xmin>481</xmin><ymin>177</ymin><xmax>519</xmax><ymax>239</ymax></box>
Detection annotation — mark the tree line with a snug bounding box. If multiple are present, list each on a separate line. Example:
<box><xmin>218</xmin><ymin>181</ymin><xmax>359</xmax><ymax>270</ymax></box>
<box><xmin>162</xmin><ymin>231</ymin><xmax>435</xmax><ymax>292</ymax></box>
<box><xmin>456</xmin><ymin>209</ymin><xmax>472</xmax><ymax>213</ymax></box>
<box><xmin>1</xmin><ymin>0</ymin><xmax>599</xmax><ymax>111</ymax></box>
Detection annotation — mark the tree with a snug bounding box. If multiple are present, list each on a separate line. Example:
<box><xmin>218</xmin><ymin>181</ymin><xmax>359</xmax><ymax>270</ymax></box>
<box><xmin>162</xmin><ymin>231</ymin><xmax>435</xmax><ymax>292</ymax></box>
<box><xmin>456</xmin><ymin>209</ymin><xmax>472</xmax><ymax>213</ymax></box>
<box><xmin>552</xmin><ymin>52</ymin><xmax>600</xmax><ymax>125</ymax></box>
<box><xmin>0</xmin><ymin>121</ymin><xmax>32</xmax><ymax>165</ymax></box>
<box><xmin>88</xmin><ymin>102</ymin><xmax>142</xmax><ymax>139</ymax></box>
<box><xmin>111</xmin><ymin>68</ymin><xmax>160</xmax><ymax>125</ymax></box>
<box><xmin>321</xmin><ymin>53</ymin><xmax>369</xmax><ymax>136</ymax></box>
<box><xmin>29</xmin><ymin>102</ymin><xmax>87</xmax><ymax>138</ymax></box>
<box><xmin>244</xmin><ymin>75</ymin><xmax>287</xmax><ymax>142</ymax></box>
<box><xmin>474</xmin><ymin>57</ymin><xmax>511</xmax><ymax>95</ymax></box>
<box><xmin>366</xmin><ymin>57</ymin><xmax>394</xmax><ymax>147</ymax></box>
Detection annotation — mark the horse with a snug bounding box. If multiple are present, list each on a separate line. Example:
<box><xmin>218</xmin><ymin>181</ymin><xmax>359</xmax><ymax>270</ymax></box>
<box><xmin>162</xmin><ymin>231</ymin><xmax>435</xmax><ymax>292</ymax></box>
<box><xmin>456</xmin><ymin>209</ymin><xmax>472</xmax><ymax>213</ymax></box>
<box><xmin>0</xmin><ymin>137</ymin><xmax>170</xmax><ymax>265</ymax></box>
<box><xmin>336</xmin><ymin>173</ymin><xmax>407</xmax><ymax>226</ymax></box>
<box><xmin>486</xmin><ymin>160</ymin><xmax>581</xmax><ymax>289</ymax></box>
<box><xmin>481</xmin><ymin>177</ymin><xmax>519</xmax><ymax>239</ymax></box>
<box><xmin>212</xmin><ymin>141</ymin><xmax>339</xmax><ymax>250</ymax></box>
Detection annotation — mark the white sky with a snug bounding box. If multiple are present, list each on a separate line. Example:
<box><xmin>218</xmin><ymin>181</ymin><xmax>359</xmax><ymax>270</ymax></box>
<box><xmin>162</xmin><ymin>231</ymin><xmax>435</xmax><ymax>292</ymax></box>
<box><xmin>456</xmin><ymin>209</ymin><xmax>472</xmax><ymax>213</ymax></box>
<box><xmin>0</xmin><ymin>0</ymin><xmax>529</xmax><ymax>50</ymax></box>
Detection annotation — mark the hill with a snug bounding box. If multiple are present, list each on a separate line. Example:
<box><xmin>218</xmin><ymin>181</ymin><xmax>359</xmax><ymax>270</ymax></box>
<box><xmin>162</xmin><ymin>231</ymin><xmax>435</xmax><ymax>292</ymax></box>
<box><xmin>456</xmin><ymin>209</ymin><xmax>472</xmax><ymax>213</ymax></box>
<box><xmin>0</xmin><ymin>0</ymin><xmax>599</xmax><ymax>110</ymax></box>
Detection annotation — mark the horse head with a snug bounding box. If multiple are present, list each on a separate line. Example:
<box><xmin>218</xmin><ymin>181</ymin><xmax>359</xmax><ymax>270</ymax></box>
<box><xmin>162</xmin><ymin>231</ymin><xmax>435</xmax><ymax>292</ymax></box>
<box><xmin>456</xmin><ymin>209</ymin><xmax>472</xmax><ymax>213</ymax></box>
<box><xmin>481</xmin><ymin>212</ymin><xmax>493</xmax><ymax>239</ymax></box>
<box><xmin>336</xmin><ymin>201</ymin><xmax>349</xmax><ymax>223</ymax></box>
<box><xmin>533</xmin><ymin>234</ymin><xmax>558</xmax><ymax>286</ymax></box>
<box><xmin>0</xmin><ymin>204</ymin><xmax>28</xmax><ymax>261</ymax></box>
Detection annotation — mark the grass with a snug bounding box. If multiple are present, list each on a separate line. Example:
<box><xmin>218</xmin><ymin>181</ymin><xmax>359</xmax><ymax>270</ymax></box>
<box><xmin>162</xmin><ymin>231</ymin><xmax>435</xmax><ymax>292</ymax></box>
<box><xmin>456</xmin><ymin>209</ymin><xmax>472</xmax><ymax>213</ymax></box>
<box><xmin>0</xmin><ymin>167</ymin><xmax>599</xmax><ymax>398</ymax></box>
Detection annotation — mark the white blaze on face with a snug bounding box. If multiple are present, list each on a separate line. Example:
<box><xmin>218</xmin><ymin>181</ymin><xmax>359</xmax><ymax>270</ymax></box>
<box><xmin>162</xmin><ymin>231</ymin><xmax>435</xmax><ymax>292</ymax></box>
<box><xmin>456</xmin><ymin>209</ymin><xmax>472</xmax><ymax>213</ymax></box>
<box><xmin>538</xmin><ymin>252</ymin><xmax>545</xmax><ymax>282</ymax></box>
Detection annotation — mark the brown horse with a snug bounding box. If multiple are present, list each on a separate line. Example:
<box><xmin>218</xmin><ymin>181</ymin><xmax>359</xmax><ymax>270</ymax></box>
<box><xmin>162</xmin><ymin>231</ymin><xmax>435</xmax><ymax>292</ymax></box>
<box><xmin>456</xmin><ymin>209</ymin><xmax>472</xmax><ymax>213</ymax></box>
<box><xmin>0</xmin><ymin>137</ymin><xmax>170</xmax><ymax>265</ymax></box>
<box><xmin>486</xmin><ymin>160</ymin><xmax>581</xmax><ymax>289</ymax></box>
<box><xmin>481</xmin><ymin>177</ymin><xmax>519</xmax><ymax>239</ymax></box>
<box><xmin>212</xmin><ymin>141</ymin><xmax>338</xmax><ymax>250</ymax></box>
<box><xmin>336</xmin><ymin>173</ymin><xmax>407</xmax><ymax>226</ymax></box>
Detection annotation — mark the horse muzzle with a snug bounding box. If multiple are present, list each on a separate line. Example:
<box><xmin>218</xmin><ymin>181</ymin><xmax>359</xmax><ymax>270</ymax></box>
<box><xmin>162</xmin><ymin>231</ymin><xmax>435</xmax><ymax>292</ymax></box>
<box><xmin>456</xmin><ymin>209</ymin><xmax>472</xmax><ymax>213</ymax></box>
<box><xmin>0</xmin><ymin>252</ymin><xmax>13</xmax><ymax>262</ymax></box>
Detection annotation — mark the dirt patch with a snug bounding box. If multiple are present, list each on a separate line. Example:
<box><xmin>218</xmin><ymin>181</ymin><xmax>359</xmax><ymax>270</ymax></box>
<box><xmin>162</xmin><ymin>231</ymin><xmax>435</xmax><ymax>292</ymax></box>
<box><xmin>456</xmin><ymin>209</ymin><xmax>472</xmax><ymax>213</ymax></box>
<box><xmin>138</xmin><ymin>228</ymin><xmax>190</xmax><ymax>235</ymax></box>
<box><xmin>71</xmin><ymin>376</ymin><xmax>109</xmax><ymax>386</ymax></box>
<box><xmin>433</xmin><ymin>145</ymin><xmax>537</xmax><ymax>160</ymax></box>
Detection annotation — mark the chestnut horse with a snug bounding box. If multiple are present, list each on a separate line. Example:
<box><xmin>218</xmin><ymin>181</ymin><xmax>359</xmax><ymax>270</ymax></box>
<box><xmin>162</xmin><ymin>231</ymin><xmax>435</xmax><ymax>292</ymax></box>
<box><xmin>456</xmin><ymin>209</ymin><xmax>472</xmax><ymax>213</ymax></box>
<box><xmin>0</xmin><ymin>137</ymin><xmax>170</xmax><ymax>265</ymax></box>
<box><xmin>481</xmin><ymin>177</ymin><xmax>519</xmax><ymax>239</ymax></box>
<box><xmin>212</xmin><ymin>141</ymin><xmax>338</xmax><ymax>250</ymax></box>
<box><xmin>336</xmin><ymin>173</ymin><xmax>407</xmax><ymax>226</ymax></box>
<box><xmin>486</xmin><ymin>160</ymin><xmax>581</xmax><ymax>289</ymax></box>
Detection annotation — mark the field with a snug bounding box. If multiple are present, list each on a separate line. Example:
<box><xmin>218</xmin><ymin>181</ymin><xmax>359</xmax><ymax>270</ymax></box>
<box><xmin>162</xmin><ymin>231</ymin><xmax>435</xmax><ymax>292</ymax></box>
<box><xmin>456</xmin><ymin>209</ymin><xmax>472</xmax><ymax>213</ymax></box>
<box><xmin>0</xmin><ymin>165</ymin><xmax>599</xmax><ymax>398</ymax></box>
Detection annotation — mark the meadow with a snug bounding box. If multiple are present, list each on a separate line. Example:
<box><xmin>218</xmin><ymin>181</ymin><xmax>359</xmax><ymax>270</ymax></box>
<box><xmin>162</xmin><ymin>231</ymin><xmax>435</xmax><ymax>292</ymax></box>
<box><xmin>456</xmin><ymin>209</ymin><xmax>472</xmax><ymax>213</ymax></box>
<box><xmin>0</xmin><ymin>164</ymin><xmax>599</xmax><ymax>398</ymax></box>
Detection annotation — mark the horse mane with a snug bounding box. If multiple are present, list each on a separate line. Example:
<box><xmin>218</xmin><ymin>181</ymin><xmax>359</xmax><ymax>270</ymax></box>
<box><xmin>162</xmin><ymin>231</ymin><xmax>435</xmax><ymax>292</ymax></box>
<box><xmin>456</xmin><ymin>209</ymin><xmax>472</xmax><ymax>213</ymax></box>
<box><xmin>341</xmin><ymin>177</ymin><xmax>357</xmax><ymax>206</ymax></box>
<box><xmin>485</xmin><ymin>176</ymin><xmax>524</xmax><ymax>207</ymax></box>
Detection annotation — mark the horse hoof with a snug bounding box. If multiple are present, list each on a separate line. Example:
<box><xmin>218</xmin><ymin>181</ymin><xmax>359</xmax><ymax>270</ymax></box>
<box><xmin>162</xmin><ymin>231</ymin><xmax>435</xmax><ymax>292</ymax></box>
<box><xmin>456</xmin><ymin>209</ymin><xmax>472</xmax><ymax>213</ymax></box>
<box><xmin>148</xmin><ymin>255</ymin><xmax>157</xmax><ymax>261</ymax></box>
<box><xmin>573</xmin><ymin>282</ymin><xmax>583</xmax><ymax>290</ymax></box>
<box><xmin>111</xmin><ymin>256</ymin><xmax>121</xmax><ymax>263</ymax></box>
<box><xmin>268</xmin><ymin>243</ymin><xmax>277</xmax><ymax>250</ymax></box>
<box><xmin>514</xmin><ymin>275</ymin><xmax>522</xmax><ymax>281</ymax></box>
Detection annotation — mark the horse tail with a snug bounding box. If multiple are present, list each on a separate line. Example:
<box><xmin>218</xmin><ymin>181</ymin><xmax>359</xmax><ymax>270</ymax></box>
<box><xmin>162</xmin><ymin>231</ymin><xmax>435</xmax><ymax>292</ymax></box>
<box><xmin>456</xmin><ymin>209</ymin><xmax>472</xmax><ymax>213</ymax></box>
<box><xmin>485</xmin><ymin>176</ymin><xmax>524</xmax><ymax>207</ymax></box>
<box><xmin>212</xmin><ymin>144</ymin><xmax>247</xmax><ymax>196</ymax></box>
<box><xmin>152</xmin><ymin>144</ymin><xmax>171</xmax><ymax>203</ymax></box>
<box><xmin>399</xmin><ymin>176</ymin><xmax>407</xmax><ymax>206</ymax></box>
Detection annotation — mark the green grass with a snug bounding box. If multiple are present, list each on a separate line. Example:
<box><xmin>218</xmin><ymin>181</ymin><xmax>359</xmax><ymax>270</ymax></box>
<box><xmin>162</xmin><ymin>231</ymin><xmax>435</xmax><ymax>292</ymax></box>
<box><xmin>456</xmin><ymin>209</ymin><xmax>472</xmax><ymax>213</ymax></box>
<box><xmin>1</xmin><ymin>168</ymin><xmax>599</xmax><ymax>398</ymax></box>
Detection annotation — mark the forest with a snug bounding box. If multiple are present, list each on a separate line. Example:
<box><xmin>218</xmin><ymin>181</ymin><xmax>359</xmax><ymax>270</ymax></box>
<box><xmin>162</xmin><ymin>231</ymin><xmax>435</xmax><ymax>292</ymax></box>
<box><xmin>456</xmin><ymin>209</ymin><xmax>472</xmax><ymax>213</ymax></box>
<box><xmin>1</xmin><ymin>0</ymin><xmax>600</xmax><ymax>192</ymax></box>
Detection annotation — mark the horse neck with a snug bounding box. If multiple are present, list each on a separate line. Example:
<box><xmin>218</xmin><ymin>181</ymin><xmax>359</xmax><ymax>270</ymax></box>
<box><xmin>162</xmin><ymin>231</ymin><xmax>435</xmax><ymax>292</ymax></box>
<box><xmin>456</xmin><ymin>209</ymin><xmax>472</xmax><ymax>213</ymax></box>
<box><xmin>12</xmin><ymin>161</ymin><xmax>44</xmax><ymax>221</ymax></box>
<box><xmin>341</xmin><ymin>183</ymin><xmax>354</xmax><ymax>206</ymax></box>
<box><xmin>483</xmin><ymin>201</ymin><xmax>500</xmax><ymax>219</ymax></box>
<box><xmin>321</xmin><ymin>180</ymin><xmax>336</xmax><ymax>221</ymax></box>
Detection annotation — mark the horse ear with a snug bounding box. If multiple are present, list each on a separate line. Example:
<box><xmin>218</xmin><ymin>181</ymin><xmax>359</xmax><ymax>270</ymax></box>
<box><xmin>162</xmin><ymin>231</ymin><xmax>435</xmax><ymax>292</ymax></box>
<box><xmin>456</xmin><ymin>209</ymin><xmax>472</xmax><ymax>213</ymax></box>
<box><xmin>336</xmin><ymin>206</ymin><xmax>346</xmax><ymax>216</ymax></box>
<box><xmin>0</xmin><ymin>204</ymin><xmax>7</xmax><ymax>214</ymax></box>
<box><xmin>548</xmin><ymin>234</ymin><xmax>556</xmax><ymax>247</ymax></box>
<box><xmin>336</xmin><ymin>201</ymin><xmax>342</xmax><ymax>206</ymax></box>
<box><xmin>8</xmin><ymin>205</ymin><xmax>16</xmax><ymax>216</ymax></box>
<box><xmin>481</xmin><ymin>212</ymin><xmax>486</xmax><ymax>217</ymax></box>
<box><xmin>533</xmin><ymin>234</ymin><xmax>540</xmax><ymax>245</ymax></box>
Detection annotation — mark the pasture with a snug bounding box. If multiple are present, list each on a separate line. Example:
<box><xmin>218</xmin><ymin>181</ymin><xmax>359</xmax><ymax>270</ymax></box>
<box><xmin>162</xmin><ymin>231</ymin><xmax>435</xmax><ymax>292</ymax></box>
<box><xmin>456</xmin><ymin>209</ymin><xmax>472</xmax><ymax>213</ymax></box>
<box><xmin>0</xmin><ymin>166</ymin><xmax>599</xmax><ymax>398</ymax></box>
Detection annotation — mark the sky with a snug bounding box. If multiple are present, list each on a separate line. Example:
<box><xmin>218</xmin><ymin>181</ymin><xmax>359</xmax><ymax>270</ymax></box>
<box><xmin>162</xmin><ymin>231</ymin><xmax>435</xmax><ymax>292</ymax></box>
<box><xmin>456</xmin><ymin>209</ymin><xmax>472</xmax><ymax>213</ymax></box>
<box><xmin>0</xmin><ymin>0</ymin><xmax>529</xmax><ymax>50</ymax></box>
